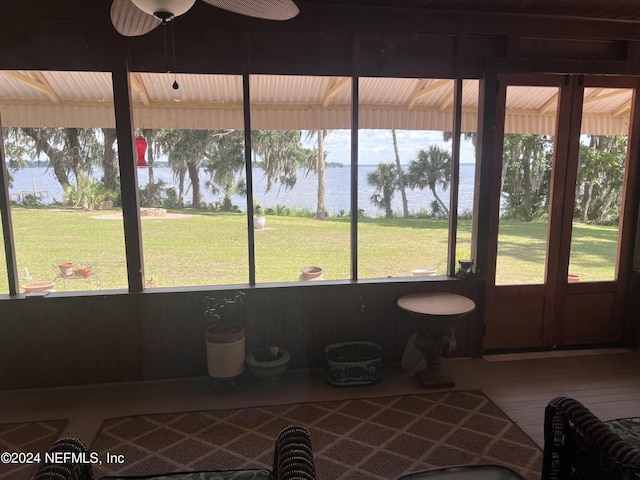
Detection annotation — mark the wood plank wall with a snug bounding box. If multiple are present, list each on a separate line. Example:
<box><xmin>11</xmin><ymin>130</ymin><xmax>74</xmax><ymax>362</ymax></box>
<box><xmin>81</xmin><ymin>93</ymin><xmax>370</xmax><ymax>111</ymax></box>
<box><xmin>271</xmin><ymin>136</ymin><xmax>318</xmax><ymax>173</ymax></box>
<box><xmin>0</xmin><ymin>280</ymin><xmax>481</xmax><ymax>390</ymax></box>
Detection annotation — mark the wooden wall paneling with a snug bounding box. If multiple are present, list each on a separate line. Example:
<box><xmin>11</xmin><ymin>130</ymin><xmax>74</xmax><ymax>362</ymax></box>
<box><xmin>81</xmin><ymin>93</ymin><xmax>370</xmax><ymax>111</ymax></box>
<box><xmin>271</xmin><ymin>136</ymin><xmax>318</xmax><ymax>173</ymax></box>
<box><xmin>485</xmin><ymin>296</ymin><xmax>546</xmax><ymax>350</ymax></box>
<box><xmin>24</xmin><ymin>299</ymin><xmax>54</xmax><ymax>388</ymax></box>
<box><xmin>627</xmin><ymin>272</ymin><xmax>640</xmax><ymax>346</ymax></box>
<box><xmin>152</xmin><ymin>292</ymin><xmax>184</xmax><ymax>379</ymax></box>
<box><xmin>0</xmin><ymin>21</ymin><xmax>113</xmax><ymax>71</ymax></box>
<box><xmin>309</xmin><ymin>285</ymin><xmax>345</xmax><ymax>365</ymax></box>
<box><xmin>92</xmin><ymin>296</ymin><xmax>124</xmax><ymax>384</ymax></box>
<box><xmin>3</xmin><ymin>302</ymin><xmax>30</xmax><ymax>389</ymax></box>
<box><xmin>292</xmin><ymin>286</ymin><xmax>322</xmax><ymax>368</ymax></box>
<box><xmin>564</xmin><ymin>292</ymin><xmax>619</xmax><ymax>344</ymax></box>
<box><xmin>66</xmin><ymin>297</ymin><xmax>98</xmax><ymax>385</ymax></box>
<box><xmin>0</xmin><ymin>301</ymin><xmax>21</xmax><ymax>389</ymax></box>
<box><xmin>242</xmin><ymin>288</ymin><xmax>269</xmax><ymax>357</ymax></box>
<box><xmin>154</xmin><ymin>292</ymin><xmax>196</xmax><ymax>379</ymax></box>
<box><xmin>461</xmin><ymin>35</ymin><xmax>506</xmax><ymax>78</ymax></box>
<box><xmin>129</xmin><ymin>27</ymin><xmax>245</xmax><ymax>75</ymax></box>
<box><xmin>184</xmin><ymin>292</ymin><xmax>208</xmax><ymax>378</ymax></box>
<box><xmin>138</xmin><ymin>293</ymin><xmax>166</xmax><ymax>380</ymax></box>
<box><xmin>366</xmin><ymin>283</ymin><xmax>404</xmax><ymax>361</ymax></box>
<box><xmin>113</xmin><ymin>295</ymin><xmax>142</xmax><ymax>382</ymax></box>
<box><xmin>275</xmin><ymin>287</ymin><xmax>306</xmax><ymax>368</ymax></box>
<box><xmin>453</xmin><ymin>280</ymin><xmax>479</xmax><ymax>357</ymax></box>
<box><xmin>519</xmin><ymin>38</ymin><xmax>627</xmax><ymax>61</ymax></box>
<box><xmin>358</xmin><ymin>33</ymin><xmax>457</xmax><ymax>78</ymax></box>
<box><xmin>46</xmin><ymin>299</ymin><xmax>77</xmax><ymax>387</ymax></box>
<box><xmin>251</xmin><ymin>31</ymin><xmax>352</xmax><ymax>76</ymax></box>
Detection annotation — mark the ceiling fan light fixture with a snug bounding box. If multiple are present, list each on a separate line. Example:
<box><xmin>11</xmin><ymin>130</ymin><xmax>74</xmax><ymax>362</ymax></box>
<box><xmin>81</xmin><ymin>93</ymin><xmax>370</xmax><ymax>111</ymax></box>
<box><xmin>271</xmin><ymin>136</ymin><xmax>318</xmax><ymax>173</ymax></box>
<box><xmin>131</xmin><ymin>0</ymin><xmax>196</xmax><ymax>20</ymax></box>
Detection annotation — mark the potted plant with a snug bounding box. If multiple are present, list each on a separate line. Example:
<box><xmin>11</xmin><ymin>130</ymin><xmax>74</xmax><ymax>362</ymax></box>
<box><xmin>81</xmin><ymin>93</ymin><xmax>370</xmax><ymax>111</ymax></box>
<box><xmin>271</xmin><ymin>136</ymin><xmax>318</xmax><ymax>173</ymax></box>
<box><xmin>246</xmin><ymin>345</ymin><xmax>291</xmax><ymax>387</ymax></box>
<box><xmin>253</xmin><ymin>200</ymin><xmax>266</xmax><ymax>229</ymax></box>
<box><xmin>203</xmin><ymin>291</ymin><xmax>246</xmax><ymax>382</ymax></box>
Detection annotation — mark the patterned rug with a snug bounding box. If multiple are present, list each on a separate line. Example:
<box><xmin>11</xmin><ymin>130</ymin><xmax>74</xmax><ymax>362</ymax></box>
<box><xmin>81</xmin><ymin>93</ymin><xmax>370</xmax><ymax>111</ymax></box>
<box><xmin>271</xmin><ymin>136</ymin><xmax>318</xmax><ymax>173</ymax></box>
<box><xmin>91</xmin><ymin>391</ymin><xmax>542</xmax><ymax>480</ymax></box>
<box><xmin>0</xmin><ymin>419</ymin><xmax>67</xmax><ymax>480</ymax></box>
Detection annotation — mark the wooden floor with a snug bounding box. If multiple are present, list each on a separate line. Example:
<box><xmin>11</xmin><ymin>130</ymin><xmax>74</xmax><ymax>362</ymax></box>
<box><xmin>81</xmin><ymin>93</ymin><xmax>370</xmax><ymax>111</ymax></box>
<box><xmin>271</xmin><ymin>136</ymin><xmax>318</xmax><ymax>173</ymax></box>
<box><xmin>0</xmin><ymin>348</ymin><xmax>638</xmax><ymax>449</ymax></box>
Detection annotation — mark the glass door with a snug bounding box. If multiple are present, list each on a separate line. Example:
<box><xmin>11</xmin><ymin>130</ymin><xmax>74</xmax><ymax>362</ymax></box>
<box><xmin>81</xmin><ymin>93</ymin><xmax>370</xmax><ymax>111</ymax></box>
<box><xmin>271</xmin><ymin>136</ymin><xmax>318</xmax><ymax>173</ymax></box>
<box><xmin>484</xmin><ymin>74</ymin><xmax>638</xmax><ymax>350</ymax></box>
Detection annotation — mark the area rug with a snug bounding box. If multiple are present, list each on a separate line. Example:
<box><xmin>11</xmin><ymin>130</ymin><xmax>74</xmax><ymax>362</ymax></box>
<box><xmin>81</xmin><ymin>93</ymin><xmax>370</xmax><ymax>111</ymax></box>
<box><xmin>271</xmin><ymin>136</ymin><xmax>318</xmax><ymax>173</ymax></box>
<box><xmin>91</xmin><ymin>391</ymin><xmax>542</xmax><ymax>480</ymax></box>
<box><xmin>0</xmin><ymin>419</ymin><xmax>67</xmax><ymax>480</ymax></box>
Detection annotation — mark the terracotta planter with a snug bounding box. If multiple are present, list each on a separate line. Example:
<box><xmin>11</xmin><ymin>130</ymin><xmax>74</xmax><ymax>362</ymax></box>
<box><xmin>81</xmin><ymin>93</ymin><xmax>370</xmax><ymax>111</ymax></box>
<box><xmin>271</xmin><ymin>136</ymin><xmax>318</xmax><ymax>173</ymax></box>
<box><xmin>73</xmin><ymin>266</ymin><xmax>93</xmax><ymax>278</ymax></box>
<box><xmin>568</xmin><ymin>274</ymin><xmax>581</xmax><ymax>283</ymax></box>
<box><xmin>23</xmin><ymin>281</ymin><xmax>55</xmax><ymax>293</ymax></box>
<box><xmin>58</xmin><ymin>262</ymin><xmax>74</xmax><ymax>277</ymax></box>
<box><xmin>299</xmin><ymin>266</ymin><xmax>324</xmax><ymax>281</ymax></box>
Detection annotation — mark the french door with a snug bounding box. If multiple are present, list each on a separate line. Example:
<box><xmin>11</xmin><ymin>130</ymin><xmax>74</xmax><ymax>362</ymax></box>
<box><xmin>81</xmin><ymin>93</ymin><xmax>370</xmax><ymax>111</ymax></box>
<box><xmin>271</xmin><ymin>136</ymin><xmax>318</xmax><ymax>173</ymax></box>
<box><xmin>483</xmin><ymin>74</ymin><xmax>640</xmax><ymax>350</ymax></box>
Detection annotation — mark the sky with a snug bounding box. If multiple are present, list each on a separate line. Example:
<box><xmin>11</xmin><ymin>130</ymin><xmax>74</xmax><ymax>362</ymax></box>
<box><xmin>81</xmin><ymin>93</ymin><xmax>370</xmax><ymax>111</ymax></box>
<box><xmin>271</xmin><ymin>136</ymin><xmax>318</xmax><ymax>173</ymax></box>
<box><xmin>305</xmin><ymin>129</ymin><xmax>477</xmax><ymax>166</ymax></box>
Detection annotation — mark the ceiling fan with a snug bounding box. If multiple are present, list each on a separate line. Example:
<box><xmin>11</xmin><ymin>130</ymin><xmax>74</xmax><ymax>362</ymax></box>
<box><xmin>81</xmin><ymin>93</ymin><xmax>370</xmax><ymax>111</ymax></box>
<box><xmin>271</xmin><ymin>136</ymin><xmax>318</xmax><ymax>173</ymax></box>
<box><xmin>110</xmin><ymin>0</ymin><xmax>300</xmax><ymax>37</ymax></box>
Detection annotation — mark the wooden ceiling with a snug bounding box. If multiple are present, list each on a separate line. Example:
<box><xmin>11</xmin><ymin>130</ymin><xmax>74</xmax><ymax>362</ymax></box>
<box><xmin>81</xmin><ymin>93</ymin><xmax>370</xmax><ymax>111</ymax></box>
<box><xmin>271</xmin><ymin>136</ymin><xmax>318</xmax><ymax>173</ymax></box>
<box><xmin>4</xmin><ymin>0</ymin><xmax>640</xmax><ymax>24</ymax></box>
<box><xmin>302</xmin><ymin>0</ymin><xmax>640</xmax><ymax>22</ymax></box>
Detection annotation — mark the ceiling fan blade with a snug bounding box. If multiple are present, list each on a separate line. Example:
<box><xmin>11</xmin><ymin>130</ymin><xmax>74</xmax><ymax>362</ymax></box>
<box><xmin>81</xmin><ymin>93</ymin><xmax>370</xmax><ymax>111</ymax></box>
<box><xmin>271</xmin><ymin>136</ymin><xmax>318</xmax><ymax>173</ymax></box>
<box><xmin>110</xmin><ymin>0</ymin><xmax>162</xmax><ymax>36</ymax></box>
<box><xmin>201</xmin><ymin>0</ymin><xmax>299</xmax><ymax>20</ymax></box>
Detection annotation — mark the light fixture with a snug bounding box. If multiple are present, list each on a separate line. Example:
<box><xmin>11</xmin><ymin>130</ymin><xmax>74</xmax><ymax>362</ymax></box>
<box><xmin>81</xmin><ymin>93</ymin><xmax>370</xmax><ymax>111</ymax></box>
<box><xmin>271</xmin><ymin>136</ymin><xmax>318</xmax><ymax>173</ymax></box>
<box><xmin>131</xmin><ymin>0</ymin><xmax>196</xmax><ymax>22</ymax></box>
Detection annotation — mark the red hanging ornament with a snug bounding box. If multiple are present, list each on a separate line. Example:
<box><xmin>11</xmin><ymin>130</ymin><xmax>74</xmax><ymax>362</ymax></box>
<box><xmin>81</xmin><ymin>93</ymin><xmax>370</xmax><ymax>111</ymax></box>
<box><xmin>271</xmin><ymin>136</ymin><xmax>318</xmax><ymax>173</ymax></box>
<box><xmin>135</xmin><ymin>135</ymin><xmax>149</xmax><ymax>168</ymax></box>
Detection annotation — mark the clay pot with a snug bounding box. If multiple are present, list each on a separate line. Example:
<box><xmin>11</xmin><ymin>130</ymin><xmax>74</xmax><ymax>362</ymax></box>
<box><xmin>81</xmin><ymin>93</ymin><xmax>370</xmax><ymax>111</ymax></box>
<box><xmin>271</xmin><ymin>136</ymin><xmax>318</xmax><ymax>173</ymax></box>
<box><xmin>23</xmin><ymin>281</ymin><xmax>55</xmax><ymax>293</ymax></box>
<box><xmin>412</xmin><ymin>268</ymin><xmax>437</xmax><ymax>276</ymax></box>
<box><xmin>299</xmin><ymin>266</ymin><xmax>324</xmax><ymax>281</ymax></box>
<box><xmin>59</xmin><ymin>262</ymin><xmax>74</xmax><ymax>277</ymax></box>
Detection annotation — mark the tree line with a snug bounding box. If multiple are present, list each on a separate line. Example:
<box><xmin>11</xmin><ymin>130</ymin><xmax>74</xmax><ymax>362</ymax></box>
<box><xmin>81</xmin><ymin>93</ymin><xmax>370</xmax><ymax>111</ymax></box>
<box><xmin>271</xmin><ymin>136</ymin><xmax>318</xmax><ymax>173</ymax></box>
<box><xmin>365</xmin><ymin>130</ymin><xmax>626</xmax><ymax>225</ymax></box>
<box><xmin>3</xmin><ymin>127</ymin><xmax>626</xmax><ymax>225</ymax></box>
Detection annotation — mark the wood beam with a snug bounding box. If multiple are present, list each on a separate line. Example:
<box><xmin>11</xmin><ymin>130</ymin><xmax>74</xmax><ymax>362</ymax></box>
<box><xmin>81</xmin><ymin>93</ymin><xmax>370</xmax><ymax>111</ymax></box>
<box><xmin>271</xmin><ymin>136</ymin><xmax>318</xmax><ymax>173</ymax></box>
<box><xmin>583</xmin><ymin>89</ymin><xmax>629</xmax><ymax>104</ymax></box>
<box><xmin>322</xmin><ymin>77</ymin><xmax>350</xmax><ymax>108</ymax></box>
<box><xmin>4</xmin><ymin>71</ymin><xmax>60</xmax><ymax>103</ymax></box>
<box><xmin>130</xmin><ymin>73</ymin><xmax>150</xmax><ymax>106</ymax></box>
<box><xmin>613</xmin><ymin>99</ymin><xmax>632</xmax><ymax>116</ymax></box>
<box><xmin>539</xmin><ymin>93</ymin><xmax>559</xmax><ymax>115</ymax></box>
<box><xmin>439</xmin><ymin>91</ymin><xmax>455</xmax><ymax>111</ymax></box>
<box><xmin>407</xmin><ymin>79</ymin><xmax>450</xmax><ymax>110</ymax></box>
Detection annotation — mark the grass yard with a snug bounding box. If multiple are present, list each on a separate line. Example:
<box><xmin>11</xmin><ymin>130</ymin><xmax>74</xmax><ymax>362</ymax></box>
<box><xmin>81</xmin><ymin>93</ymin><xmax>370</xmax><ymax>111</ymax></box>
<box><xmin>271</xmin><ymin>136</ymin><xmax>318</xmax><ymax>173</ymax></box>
<box><xmin>0</xmin><ymin>208</ymin><xmax>620</xmax><ymax>294</ymax></box>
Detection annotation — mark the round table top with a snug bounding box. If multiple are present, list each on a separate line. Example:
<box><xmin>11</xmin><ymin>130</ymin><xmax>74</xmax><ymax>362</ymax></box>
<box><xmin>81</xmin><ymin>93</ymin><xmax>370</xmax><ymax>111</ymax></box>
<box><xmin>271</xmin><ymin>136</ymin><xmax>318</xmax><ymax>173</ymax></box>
<box><xmin>397</xmin><ymin>291</ymin><xmax>476</xmax><ymax>317</ymax></box>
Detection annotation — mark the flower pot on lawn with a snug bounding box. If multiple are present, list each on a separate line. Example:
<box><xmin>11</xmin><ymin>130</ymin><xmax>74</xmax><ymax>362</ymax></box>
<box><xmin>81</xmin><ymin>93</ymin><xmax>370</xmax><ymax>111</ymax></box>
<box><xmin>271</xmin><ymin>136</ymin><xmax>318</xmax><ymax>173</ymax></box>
<box><xmin>254</xmin><ymin>216</ymin><xmax>266</xmax><ymax>229</ymax></box>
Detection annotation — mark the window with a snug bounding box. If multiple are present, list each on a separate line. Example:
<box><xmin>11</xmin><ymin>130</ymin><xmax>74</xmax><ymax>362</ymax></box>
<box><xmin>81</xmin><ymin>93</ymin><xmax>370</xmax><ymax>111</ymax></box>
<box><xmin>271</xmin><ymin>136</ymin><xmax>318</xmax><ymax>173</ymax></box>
<box><xmin>568</xmin><ymin>86</ymin><xmax>632</xmax><ymax>282</ymax></box>
<box><xmin>358</xmin><ymin>77</ymin><xmax>459</xmax><ymax>279</ymax></box>
<box><xmin>132</xmin><ymin>73</ymin><xmax>249</xmax><ymax>287</ymax></box>
<box><xmin>2</xmin><ymin>70</ymin><xmax>127</xmax><ymax>293</ymax></box>
<box><xmin>496</xmin><ymin>85</ymin><xmax>559</xmax><ymax>285</ymax></box>
<box><xmin>0</xmin><ymin>71</ymin><xmax>477</xmax><ymax>292</ymax></box>
<box><xmin>250</xmin><ymin>75</ymin><xmax>352</xmax><ymax>283</ymax></box>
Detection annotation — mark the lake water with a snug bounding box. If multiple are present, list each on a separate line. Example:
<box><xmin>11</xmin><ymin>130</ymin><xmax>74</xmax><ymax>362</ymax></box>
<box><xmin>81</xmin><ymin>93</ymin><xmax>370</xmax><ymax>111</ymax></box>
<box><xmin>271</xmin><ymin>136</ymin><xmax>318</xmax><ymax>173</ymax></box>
<box><xmin>9</xmin><ymin>164</ymin><xmax>476</xmax><ymax>217</ymax></box>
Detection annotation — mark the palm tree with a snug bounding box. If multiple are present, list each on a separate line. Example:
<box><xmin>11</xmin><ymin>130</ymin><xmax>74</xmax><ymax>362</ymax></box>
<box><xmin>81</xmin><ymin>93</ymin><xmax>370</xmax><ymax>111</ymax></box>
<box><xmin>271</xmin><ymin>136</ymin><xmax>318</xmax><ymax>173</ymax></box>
<box><xmin>101</xmin><ymin>128</ymin><xmax>118</xmax><ymax>191</ymax></box>
<box><xmin>367</xmin><ymin>162</ymin><xmax>399</xmax><ymax>218</ymax></box>
<box><xmin>156</xmin><ymin>129</ymin><xmax>212</xmax><ymax>208</ymax></box>
<box><xmin>391</xmin><ymin>129</ymin><xmax>409</xmax><ymax>217</ymax></box>
<box><xmin>304</xmin><ymin>129</ymin><xmax>330</xmax><ymax>220</ymax></box>
<box><xmin>407</xmin><ymin>145</ymin><xmax>451</xmax><ymax>216</ymax></box>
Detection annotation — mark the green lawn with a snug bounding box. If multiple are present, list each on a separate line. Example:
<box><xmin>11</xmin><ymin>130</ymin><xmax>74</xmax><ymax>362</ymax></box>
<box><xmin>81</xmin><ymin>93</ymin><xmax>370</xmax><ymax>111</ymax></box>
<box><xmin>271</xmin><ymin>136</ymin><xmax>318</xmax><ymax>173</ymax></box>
<box><xmin>0</xmin><ymin>208</ymin><xmax>619</xmax><ymax>293</ymax></box>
